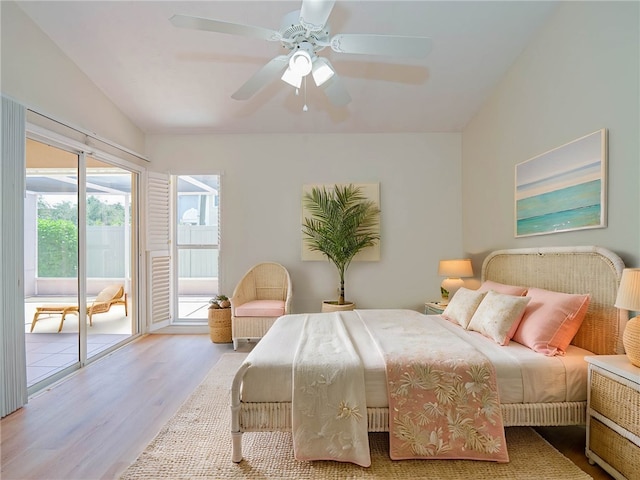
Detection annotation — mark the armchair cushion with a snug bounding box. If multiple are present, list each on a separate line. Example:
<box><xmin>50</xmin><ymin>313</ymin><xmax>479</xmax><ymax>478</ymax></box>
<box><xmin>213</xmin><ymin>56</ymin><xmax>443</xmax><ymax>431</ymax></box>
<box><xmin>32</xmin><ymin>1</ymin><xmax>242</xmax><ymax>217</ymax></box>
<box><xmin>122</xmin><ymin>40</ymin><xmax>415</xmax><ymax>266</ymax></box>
<box><xmin>235</xmin><ymin>299</ymin><xmax>286</xmax><ymax>317</ymax></box>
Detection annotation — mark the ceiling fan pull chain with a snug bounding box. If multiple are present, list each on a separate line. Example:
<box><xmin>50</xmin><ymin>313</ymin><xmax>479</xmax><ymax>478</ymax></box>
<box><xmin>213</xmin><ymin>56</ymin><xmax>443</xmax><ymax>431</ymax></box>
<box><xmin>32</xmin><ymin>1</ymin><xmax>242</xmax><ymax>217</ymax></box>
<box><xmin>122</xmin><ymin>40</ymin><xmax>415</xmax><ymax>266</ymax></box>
<box><xmin>303</xmin><ymin>76</ymin><xmax>309</xmax><ymax>112</ymax></box>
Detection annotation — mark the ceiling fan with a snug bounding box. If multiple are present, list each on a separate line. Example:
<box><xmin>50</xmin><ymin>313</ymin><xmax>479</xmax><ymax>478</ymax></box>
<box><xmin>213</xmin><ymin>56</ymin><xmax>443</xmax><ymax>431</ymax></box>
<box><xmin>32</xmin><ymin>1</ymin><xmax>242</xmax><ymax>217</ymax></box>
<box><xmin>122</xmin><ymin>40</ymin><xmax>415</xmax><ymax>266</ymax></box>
<box><xmin>170</xmin><ymin>0</ymin><xmax>432</xmax><ymax>107</ymax></box>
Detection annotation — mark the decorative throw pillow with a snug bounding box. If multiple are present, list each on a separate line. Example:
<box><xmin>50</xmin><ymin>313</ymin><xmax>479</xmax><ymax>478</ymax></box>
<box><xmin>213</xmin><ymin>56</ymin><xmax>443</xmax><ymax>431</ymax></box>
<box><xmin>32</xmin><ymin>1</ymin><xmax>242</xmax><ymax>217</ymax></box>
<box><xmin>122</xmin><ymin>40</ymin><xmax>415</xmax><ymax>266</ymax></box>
<box><xmin>441</xmin><ymin>288</ymin><xmax>486</xmax><ymax>328</ymax></box>
<box><xmin>467</xmin><ymin>290</ymin><xmax>531</xmax><ymax>345</ymax></box>
<box><xmin>478</xmin><ymin>280</ymin><xmax>528</xmax><ymax>296</ymax></box>
<box><xmin>512</xmin><ymin>287</ymin><xmax>591</xmax><ymax>356</ymax></box>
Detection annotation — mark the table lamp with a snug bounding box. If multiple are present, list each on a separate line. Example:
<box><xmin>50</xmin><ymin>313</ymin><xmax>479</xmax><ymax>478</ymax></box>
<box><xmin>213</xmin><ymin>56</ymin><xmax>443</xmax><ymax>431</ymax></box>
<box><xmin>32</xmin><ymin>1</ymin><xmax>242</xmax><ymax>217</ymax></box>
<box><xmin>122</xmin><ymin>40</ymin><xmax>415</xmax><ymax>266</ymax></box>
<box><xmin>614</xmin><ymin>268</ymin><xmax>640</xmax><ymax>367</ymax></box>
<box><xmin>438</xmin><ymin>258</ymin><xmax>473</xmax><ymax>303</ymax></box>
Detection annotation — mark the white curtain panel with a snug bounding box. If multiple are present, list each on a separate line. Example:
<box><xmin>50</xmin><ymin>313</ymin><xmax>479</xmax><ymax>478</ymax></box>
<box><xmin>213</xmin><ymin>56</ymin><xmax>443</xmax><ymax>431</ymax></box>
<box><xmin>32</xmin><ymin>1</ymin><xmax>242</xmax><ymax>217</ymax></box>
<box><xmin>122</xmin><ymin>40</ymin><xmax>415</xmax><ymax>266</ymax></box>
<box><xmin>1</xmin><ymin>96</ymin><xmax>28</xmax><ymax>417</ymax></box>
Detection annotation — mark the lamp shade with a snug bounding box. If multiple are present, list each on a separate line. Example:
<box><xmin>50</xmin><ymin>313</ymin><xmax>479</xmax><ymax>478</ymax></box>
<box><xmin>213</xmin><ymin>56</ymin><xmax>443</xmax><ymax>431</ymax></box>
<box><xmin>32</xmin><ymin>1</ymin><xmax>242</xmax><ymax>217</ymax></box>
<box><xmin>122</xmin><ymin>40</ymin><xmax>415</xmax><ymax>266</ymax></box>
<box><xmin>281</xmin><ymin>67</ymin><xmax>303</xmax><ymax>88</ymax></box>
<box><xmin>615</xmin><ymin>268</ymin><xmax>640</xmax><ymax>311</ymax></box>
<box><xmin>438</xmin><ymin>259</ymin><xmax>473</xmax><ymax>278</ymax></box>
<box><xmin>312</xmin><ymin>57</ymin><xmax>335</xmax><ymax>86</ymax></box>
<box><xmin>289</xmin><ymin>49</ymin><xmax>313</xmax><ymax>76</ymax></box>
<box><xmin>438</xmin><ymin>259</ymin><xmax>473</xmax><ymax>301</ymax></box>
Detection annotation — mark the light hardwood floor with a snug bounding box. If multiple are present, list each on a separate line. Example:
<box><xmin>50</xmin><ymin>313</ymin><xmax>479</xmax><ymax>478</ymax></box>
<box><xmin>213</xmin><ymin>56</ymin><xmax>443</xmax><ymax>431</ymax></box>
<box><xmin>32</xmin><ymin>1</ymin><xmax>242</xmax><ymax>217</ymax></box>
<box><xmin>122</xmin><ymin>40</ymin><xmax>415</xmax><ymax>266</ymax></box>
<box><xmin>1</xmin><ymin>334</ymin><xmax>612</xmax><ymax>480</ymax></box>
<box><xmin>1</xmin><ymin>334</ymin><xmax>235</xmax><ymax>480</ymax></box>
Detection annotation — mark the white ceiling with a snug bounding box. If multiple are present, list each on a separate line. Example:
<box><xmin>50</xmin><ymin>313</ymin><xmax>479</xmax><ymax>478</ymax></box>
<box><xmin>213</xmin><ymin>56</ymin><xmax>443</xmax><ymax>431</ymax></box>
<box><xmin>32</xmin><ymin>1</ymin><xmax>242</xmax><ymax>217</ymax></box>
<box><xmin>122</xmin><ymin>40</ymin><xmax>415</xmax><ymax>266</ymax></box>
<box><xmin>17</xmin><ymin>1</ymin><xmax>557</xmax><ymax>135</ymax></box>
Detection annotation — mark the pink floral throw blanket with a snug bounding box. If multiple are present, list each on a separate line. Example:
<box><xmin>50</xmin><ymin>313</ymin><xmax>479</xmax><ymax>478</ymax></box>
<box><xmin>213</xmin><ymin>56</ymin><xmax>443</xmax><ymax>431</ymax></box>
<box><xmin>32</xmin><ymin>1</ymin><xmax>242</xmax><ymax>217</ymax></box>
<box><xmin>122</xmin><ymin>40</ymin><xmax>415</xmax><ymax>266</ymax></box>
<box><xmin>362</xmin><ymin>309</ymin><xmax>509</xmax><ymax>462</ymax></box>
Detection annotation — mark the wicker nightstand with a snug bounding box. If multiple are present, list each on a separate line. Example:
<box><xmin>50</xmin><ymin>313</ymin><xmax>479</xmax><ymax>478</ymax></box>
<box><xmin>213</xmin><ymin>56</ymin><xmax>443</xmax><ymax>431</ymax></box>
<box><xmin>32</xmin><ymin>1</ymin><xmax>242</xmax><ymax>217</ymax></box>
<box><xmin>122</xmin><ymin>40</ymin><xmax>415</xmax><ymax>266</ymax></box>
<box><xmin>585</xmin><ymin>355</ymin><xmax>640</xmax><ymax>480</ymax></box>
<box><xmin>424</xmin><ymin>302</ymin><xmax>446</xmax><ymax>315</ymax></box>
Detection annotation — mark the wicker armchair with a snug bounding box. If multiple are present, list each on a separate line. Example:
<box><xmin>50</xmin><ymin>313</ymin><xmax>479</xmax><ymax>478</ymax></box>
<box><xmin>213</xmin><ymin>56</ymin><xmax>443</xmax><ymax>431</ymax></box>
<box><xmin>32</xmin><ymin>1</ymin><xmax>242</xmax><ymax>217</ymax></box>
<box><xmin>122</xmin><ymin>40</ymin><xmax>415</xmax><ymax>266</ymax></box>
<box><xmin>231</xmin><ymin>262</ymin><xmax>292</xmax><ymax>350</ymax></box>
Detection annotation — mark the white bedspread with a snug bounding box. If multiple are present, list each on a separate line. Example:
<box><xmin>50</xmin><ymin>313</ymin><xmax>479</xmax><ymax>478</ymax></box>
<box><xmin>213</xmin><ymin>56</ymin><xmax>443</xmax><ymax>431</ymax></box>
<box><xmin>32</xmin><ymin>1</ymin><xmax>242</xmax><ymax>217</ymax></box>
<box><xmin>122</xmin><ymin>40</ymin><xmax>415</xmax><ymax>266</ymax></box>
<box><xmin>291</xmin><ymin>313</ymin><xmax>371</xmax><ymax>466</ymax></box>
<box><xmin>240</xmin><ymin>309</ymin><xmax>591</xmax><ymax>406</ymax></box>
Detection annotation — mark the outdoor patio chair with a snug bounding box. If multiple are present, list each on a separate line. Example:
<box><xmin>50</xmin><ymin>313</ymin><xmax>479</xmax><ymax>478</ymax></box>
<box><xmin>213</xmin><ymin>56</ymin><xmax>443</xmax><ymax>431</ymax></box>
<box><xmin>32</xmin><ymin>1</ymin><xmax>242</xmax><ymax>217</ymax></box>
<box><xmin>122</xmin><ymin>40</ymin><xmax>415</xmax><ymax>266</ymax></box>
<box><xmin>231</xmin><ymin>262</ymin><xmax>292</xmax><ymax>350</ymax></box>
<box><xmin>30</xmin><ymin>284</ymin><xmax>128</xmax><ymax>333</ymax></box>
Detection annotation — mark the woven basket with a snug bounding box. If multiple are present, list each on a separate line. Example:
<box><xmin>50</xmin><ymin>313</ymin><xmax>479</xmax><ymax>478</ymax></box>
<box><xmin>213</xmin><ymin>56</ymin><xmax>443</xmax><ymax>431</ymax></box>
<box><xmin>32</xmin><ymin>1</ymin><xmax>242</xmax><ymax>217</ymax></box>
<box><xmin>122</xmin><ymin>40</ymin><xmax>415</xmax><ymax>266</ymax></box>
<box><xmin>208</xmin><ymin>308</ymin><xmax>231</xmax><ymax>343</ymax></box>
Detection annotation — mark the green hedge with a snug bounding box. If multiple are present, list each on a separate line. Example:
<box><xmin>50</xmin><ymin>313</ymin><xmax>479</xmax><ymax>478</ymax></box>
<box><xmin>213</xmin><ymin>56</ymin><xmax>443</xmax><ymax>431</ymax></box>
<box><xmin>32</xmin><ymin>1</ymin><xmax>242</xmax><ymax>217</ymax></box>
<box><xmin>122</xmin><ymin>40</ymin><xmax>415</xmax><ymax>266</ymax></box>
<box><xmin>38</xmin><ymin>218</ymin><xmax>78</xmax><ymax>277</ymax></box>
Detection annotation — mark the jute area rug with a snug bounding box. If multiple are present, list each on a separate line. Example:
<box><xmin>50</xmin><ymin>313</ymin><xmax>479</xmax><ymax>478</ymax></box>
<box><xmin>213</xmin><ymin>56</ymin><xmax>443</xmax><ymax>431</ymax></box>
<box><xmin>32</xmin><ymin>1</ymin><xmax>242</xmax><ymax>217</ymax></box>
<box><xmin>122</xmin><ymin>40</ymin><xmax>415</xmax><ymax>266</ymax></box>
<box><xmin>120</xmin><ymin>353</ymin><xmax>592</xmax><ymax>480</ymax></box>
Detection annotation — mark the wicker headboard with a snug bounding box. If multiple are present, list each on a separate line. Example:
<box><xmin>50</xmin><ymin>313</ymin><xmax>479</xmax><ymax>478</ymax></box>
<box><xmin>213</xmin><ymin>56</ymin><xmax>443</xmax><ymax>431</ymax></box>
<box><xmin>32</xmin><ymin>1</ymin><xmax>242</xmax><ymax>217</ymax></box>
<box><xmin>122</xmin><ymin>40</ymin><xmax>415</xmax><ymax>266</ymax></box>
<box><xmin>482</xmin><ymin>246</ymin><xmax>627</xmax><ymax>355</ymax></box>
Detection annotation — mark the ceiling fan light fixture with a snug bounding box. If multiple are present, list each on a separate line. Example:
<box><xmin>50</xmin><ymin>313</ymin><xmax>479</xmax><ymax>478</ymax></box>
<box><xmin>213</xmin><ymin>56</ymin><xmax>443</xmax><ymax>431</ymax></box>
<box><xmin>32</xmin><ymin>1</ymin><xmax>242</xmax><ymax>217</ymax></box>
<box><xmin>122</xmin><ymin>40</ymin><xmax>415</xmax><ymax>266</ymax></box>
<box><xmin>312</xmin><ymin>58</ymin><xmax>335</xmax><ymax>86</ymax></box>
<box><xmin>281</xmin><ymin>67</ymin><xmax>303</xmax><ymax>88</ymax></box>
<box><xmin>289</xmin><ymin>49</ymin><xmax>313</xmax><ymax>76</ymax></box>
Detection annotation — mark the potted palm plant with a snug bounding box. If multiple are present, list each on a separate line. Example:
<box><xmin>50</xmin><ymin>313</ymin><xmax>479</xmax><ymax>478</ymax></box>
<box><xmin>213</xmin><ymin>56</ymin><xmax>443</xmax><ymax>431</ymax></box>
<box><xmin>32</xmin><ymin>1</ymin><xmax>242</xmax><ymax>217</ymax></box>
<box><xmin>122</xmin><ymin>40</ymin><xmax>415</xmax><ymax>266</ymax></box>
<box><xmin>302</xmin><ymin>184</ymin><xmax>380</xmax><ymax>311</ymax></box>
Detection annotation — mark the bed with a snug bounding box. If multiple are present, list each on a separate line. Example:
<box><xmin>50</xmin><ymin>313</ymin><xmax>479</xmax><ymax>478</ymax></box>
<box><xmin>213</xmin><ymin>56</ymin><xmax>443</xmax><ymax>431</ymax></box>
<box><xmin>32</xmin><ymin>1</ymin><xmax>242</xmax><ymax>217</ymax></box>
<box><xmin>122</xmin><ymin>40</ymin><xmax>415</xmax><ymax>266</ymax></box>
<box><xmin>230</xmin><ymin>246</ymin><xmax>628</xmax><ymax>464</ymax></box>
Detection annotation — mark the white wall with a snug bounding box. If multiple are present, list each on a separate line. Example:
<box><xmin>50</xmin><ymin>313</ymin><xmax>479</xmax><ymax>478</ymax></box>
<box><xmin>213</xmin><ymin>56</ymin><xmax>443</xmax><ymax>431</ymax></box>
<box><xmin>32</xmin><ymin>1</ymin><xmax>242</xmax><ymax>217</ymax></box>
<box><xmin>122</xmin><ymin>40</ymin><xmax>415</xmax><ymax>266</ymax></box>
<box><xmin>462</xmin><ymin>1</ymin><xmax>640</xmax><ymax>271</ymax></box>
<box><xmin>0</xmin><ymin>1</ymin><xmax>145</xmax><ymax>155</ymax></box>
<box><xmin>146</xmin><ymin>133</ymin><xmax>463</xmax><ymax>313</ymax></box>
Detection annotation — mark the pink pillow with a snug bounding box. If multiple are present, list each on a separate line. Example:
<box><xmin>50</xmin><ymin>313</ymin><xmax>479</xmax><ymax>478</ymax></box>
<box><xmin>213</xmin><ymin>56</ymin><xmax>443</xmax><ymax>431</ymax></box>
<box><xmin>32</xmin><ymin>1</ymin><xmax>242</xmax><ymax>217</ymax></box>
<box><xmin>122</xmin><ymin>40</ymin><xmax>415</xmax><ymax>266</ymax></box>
<box><xmin>235</xmin><ymin>299</ymin><xmax>285</xmax><ymax>317</ymax></box>
<box><xmin>478</xmin><ymin>280</ymin><xmax>528</xmax><ymax>296</ymax></box>
<box><xmin>512</xmin><ymin>287</ymin><xmax>590</xmax><ymax>356</ymax></box>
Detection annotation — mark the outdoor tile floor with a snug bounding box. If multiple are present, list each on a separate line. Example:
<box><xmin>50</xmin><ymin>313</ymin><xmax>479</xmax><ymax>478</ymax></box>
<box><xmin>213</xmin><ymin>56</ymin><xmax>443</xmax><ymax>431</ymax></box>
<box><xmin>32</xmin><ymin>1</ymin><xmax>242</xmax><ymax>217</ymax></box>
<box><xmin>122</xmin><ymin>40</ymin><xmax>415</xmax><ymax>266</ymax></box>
<box><xmin>25</xmin><ymin>333</ymin><xmax>130</xmax><ymax>385</ymax></box>
<box><xmin>23</xmin><ymin>296</ymin><xmax>210</xmax><ymax>387</ymax></box>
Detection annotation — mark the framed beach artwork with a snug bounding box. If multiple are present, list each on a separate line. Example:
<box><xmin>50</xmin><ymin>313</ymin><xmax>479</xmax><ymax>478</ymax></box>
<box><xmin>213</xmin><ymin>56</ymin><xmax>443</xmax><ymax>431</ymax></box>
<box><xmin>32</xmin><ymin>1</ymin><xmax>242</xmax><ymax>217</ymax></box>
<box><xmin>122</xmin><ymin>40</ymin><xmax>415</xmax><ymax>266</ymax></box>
<box><xmin>515</xmin><ymin>129</ymin><xmax>607</xmax><ymax>237</ymax></box>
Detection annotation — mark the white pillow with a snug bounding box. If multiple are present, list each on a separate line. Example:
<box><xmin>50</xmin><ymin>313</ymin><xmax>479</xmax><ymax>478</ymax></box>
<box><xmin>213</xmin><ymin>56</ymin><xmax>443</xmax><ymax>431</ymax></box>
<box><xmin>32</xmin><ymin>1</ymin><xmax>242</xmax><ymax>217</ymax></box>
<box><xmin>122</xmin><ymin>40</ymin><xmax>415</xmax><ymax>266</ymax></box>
<box><xmin>467</xmin><ymin>290</ymin><xmax>531</xmax><ymax>345</ymax></box>
<box><xmin>441</xmin><ymin>288</ymin><xmax>486</xmax><ymax>328</ymax></box>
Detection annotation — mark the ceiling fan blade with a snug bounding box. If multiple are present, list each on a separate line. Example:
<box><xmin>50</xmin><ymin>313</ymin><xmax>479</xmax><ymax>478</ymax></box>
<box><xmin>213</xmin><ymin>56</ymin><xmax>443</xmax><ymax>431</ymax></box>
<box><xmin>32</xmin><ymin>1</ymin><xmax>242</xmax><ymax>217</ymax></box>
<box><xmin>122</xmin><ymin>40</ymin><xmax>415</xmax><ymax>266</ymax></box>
<box><xmin>170</xmin><ymin>14</ymin><xmax>281</xmax><ymax>42</ymax></box>
<box><xmin>231</xmin><ymin>55</ymin><xmax>291</xmax><ymax>100</ymax></box>
<box><xmin>299</xmin><ymin>0</ymin><xmax>336</xmax><ymax>31</ymax></box>
<box><xmin>330</xmin><ymin>34</ymin><xmax>433</xmax><ymax>58</ymax></box>
<box><xmin>320</xmin><ymin>69</ymin><xmax>351</xmax><ymax>107</ymax></box>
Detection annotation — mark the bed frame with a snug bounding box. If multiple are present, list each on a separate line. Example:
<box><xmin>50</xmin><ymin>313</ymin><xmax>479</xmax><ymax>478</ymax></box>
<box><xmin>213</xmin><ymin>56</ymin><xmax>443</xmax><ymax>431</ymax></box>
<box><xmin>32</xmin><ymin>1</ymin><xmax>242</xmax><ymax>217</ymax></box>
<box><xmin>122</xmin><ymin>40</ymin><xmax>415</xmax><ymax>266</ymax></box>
<box><xmin>231</xmin><ymin>246</ymin><xmax>627</xmax><ymax>462</ymax></box>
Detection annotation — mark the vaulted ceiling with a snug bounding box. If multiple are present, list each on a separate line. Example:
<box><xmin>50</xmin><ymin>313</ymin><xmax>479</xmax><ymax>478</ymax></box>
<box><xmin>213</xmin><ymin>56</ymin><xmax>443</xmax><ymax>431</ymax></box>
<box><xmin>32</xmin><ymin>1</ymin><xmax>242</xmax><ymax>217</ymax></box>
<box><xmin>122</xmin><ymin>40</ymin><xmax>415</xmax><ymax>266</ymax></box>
<box><xmin>16</xmin><ymin>1</ymin><xmax>557</xmax><ymax>134</ymax></box>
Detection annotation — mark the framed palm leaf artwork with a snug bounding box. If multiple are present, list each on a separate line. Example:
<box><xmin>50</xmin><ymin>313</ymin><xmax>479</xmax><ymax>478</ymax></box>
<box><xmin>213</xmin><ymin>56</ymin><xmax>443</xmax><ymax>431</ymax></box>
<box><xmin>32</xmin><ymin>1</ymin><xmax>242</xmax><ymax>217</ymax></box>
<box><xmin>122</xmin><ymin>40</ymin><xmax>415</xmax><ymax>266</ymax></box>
<box><xmin>515</xmin><ymin>129</ymin><xmax>607</xmax><ymax>237</ymax></box>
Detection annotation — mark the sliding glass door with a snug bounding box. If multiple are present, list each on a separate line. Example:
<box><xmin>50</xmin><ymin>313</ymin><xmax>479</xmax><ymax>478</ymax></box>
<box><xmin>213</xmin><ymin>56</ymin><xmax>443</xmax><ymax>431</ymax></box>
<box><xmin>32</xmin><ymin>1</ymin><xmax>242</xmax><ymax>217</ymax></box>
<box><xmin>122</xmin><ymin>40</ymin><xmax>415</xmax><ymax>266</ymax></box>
<box><xmin>25</xmin><ymin>138</ymin><xmax>139</xmax><ymax>391</ymax></box>
<box><xmin>85</xmin><ymin>156</ymin><xmax>136</xmax><ymax>359</ymax></box>
<box><xmin>25</xmin><ymin>139</ymin><xmax>80</xmax><ymax>386</ymax></box>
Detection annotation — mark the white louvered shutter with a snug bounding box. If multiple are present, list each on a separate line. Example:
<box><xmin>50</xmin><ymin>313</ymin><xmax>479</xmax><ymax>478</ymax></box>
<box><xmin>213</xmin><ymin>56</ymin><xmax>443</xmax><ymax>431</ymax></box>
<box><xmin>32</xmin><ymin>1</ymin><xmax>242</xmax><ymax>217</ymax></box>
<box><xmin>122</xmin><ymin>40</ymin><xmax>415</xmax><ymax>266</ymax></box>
<box><xmin>146</xmin><ymin>172</ymin><xmax>171</xmax><ymax>330</ymax></box>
